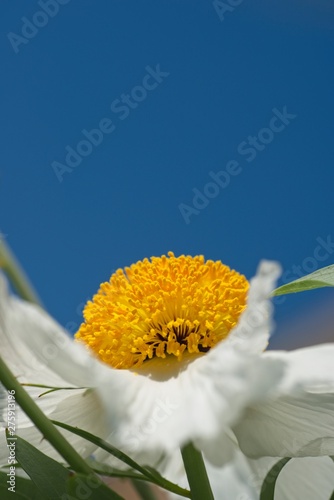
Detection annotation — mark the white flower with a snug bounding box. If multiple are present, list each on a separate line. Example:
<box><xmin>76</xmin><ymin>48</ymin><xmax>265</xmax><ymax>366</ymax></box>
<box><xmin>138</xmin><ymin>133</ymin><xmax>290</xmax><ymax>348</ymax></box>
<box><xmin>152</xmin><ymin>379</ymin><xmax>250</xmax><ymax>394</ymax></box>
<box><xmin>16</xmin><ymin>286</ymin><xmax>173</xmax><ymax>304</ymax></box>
<box><xmin>1</xmin><ymin>251</ymin><xmax>334</xmax><ymax>495</ymax></box>
<box><xmin>0</xmin><ymin>254</ymin><xmax>277</xmax><ymax>464</ymax></box>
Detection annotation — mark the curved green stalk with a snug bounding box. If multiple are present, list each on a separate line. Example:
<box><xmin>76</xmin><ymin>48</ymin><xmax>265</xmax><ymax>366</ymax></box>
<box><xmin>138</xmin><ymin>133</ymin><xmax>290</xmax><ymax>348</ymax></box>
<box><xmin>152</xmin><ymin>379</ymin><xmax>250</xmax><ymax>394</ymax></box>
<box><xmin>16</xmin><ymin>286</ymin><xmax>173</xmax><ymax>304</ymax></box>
<box><xmin>181</xmin><ymin>442</ymin><xmax>214</xmax><ymax>500</ymax></box>
<box><xmin>0</xmin><ymin>235</ymin><xmax>41</xmax><ymax>305</ymax></box>
<box><xmin>52</xmin><ymin>420</ymin><xmax>191</xmax><ymax>498</ymax></box>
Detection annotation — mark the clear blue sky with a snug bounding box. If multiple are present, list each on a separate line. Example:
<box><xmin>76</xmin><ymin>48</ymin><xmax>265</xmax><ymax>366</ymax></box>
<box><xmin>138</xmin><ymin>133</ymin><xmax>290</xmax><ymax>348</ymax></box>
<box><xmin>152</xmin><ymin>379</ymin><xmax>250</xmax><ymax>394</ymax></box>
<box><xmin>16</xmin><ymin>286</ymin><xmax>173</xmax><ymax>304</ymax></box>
<box><xmin>1</xmin><ymin>1</ymin><xmax>334</xmax><ymax>347</ymax></box>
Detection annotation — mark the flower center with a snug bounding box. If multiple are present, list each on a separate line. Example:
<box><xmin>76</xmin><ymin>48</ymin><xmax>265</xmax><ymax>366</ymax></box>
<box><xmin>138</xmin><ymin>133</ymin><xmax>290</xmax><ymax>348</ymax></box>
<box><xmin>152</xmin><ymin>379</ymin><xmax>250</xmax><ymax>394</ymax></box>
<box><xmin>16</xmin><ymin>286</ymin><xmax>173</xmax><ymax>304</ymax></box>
<box><xmin>75</xmin><ymin>252</ymin><xmax>249</xmax><ymax>369</ymax></box>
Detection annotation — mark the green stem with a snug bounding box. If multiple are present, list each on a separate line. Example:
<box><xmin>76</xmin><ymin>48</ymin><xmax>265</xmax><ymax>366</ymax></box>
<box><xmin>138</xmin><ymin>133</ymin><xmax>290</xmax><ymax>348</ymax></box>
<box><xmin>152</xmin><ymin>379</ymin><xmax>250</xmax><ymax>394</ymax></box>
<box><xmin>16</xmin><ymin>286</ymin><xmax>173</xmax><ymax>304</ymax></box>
<box><xmin>131</xmin><ymin>479</ymin><xmax>158</xmax><ymax>500</ymax></box>
<box><xmin>0</xmin><ymin>355</ymin><xmax>93</xmax><ymax>476</ymax></box>
<box><xmin>0</xmin><ymin>235</ymin><xmax>41</xmax><ymax>305</ymax></box>
<box><xmin>181</xmin><ymin>442</ymin><xmax>214</xmax><ymax>500</ymax></box>
<box><xmin>53</xmin><ymin>420</ymin><xmax>191</xmax><ymax>498</ymax></box>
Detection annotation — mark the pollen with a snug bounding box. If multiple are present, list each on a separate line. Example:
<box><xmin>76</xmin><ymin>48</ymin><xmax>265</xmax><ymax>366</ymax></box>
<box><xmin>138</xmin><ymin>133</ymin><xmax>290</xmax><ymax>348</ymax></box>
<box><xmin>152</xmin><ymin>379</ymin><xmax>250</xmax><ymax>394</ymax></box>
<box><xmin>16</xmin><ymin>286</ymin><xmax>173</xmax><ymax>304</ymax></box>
<box><xmin>75</xmin><ymin>252</ymin><xmax>249</xmax><ymax>369</ymax></box>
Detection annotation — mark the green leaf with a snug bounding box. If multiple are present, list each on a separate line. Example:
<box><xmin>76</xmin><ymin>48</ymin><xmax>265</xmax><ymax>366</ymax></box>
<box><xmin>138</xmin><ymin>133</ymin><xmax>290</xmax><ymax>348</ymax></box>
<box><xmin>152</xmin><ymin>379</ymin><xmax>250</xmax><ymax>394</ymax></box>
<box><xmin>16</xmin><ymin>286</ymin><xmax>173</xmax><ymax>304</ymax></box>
<box><xmin>260</xmin><ymin>458</ymin><xmax>291</xmax><ymax>500</ymax></box>
<box><xmin>21</xmin><ymin>384</ymin><xmax>86</xmax><ymax>398</ymax></box>
<box><xmin>7</xmin><ymin>434</ymin><xmax>124</xmax><ymax>500</ymax></box>
<box><xmin>86</xmin><ymin>458</ymin><xmax>146</xmax><ymax>481</ymax></box>
<box><xmin>12</xmin><ymin>435</ymin><xmax>70</xmax><ymax>499</ymax></box>
<box><xmin>53</xmin><ymin>420</ymin><xmax>191</xmax><ymax>498</ymax></box>
<box><xmin>0</xmin><ymin>471</ymin><xmax>45</xmax><ymax>500</ymax></box>
<box><xmin>87</xmin><ymin>459</ymin><xmax>147</xmax><ymax>479</ymax></box>
<box><xmin>181</xmin><ymin>442</ymin><xmax>214</xmax><ymax>500</ymax></box>
<box><xmin>67</xmin><ymin>472</ymin><xmax>124</xmax><ymax>500</ymax></box>
<box><xmin>52</xmin><ymin>420</ymin><xmax>152</xmax><ymax>478</ymax></box>
<box><xmin>273</xmin><ymin>264</ymin><xmax>334</xmax><ymax>296</ymax></box>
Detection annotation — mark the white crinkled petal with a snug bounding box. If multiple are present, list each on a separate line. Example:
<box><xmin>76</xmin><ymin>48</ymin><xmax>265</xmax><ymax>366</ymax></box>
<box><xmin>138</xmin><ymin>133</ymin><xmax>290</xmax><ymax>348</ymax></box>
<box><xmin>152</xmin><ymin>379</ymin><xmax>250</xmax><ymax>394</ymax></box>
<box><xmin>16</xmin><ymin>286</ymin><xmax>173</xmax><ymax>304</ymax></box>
<box><xmin>96</xmin><ymin>348</ymin><xmax>283</xmax><ymax>463</ymax></box>
<box><xmin>227</xmin><ymin>260</ymin><xmax>281</xmax><ymax>353</ymax></box>
<box><xmin>234</xmin><ymin>344</ymin><xmax>334</xmax><ymax>458</ymax></box>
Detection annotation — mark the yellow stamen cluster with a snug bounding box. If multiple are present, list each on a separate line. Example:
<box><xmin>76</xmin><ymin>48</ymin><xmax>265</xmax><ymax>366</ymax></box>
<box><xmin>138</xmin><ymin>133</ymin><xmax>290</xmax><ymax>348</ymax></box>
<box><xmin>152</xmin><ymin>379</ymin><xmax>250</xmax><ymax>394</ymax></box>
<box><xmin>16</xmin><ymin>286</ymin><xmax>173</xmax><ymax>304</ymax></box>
<box><xmin>75</xmin><ymin>252</ymin><xmax>249</xmax><ymax>369</ymax></box>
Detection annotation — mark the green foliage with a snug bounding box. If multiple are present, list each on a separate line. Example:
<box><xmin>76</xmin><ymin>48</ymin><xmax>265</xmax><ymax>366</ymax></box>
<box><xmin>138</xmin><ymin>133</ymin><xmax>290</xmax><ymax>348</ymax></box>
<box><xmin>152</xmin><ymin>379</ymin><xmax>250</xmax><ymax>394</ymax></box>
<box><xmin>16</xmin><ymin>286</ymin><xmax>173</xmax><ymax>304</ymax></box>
<box><xmin>0</xmin><ymin>470</ymin><xmax>45</xmax><ymax>500</ymax></box>
<box><xmin>273</xmin><ymin>264</ymin><xmax>334</xmax><ymax>296</ymax></box>
<box><xmin>11</xmin><ymin>435</ymin><xmax>70</xmax><ymax>499</ymax></box>
<box><xmin>53</xmin><ymin>420</ymin><xmax>191</xmax><ymax>498</ymax></box>
<box><xmin>7</xmin><ymin>434</ymin><xmax>124</xmax><ymax>499</ymax></box>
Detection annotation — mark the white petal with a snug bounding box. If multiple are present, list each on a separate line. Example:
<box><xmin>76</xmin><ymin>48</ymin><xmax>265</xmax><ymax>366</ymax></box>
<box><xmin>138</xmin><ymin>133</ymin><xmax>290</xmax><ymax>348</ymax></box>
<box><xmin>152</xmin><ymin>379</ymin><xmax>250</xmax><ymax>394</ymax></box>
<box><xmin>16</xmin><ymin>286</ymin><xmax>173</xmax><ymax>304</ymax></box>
<box><xmin>227</xmin><ymin>260</ymin><xmax>281</xmax><ymax>353</ymax></box>
<box><xmin>197</xmin><ymin>429</ymin><xmax>237</xmax><ymax>467</ymax></box>
<box><xmin>234</xmin><ymin>344</ymin><xmax>334</xmax><ymax>458</ymax></box>
<box><xmin>275</xmin><ymin>457</ymin><xmax>334</xmax><ymax>500</ymax></box>
<box><xmin>0</xmin><ymin>272</ymin><xmax>104</xmax><ymax>388</ymax></box>
<box><xmin>95</xmin><ymin>334</ymin><xmax>283</xmax><ymax>464</ymax></box>
<box><xmin>248</xmin><ymin>456</ymin><xmax>334</xmax><ymax>500</ymax></box>
<box><xmin>206</xmin><ymin>454</ymin><xmax>259</xmax><ymax>500</ymax></box>
<box><xmin>0</xmin><ymin>275</ymin><xmax>65</xmax><ymax>386</ymax></box>
<box><xmin>0</xmin><ymin>388</ymin><xmax>108</xmax><ymax>466</ymax></box>
<box><xmin>0</xmin><ymin>274</ymin><xmax>109</xmax><ymax>465</ymax></box>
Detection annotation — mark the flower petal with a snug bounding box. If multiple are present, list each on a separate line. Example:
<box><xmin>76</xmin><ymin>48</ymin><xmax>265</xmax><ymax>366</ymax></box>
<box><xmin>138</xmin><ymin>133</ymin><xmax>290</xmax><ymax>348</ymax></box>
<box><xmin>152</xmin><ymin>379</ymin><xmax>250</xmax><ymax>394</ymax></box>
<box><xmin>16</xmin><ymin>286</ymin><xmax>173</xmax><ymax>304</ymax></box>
<box><xmin>275</xmin><ymin>457</ymin><xmax>334</xmax><ymax>499</ymax></box>
<box><xmin>0</xmin><ymin>388</ymin><xmax>107</xmax><ymax>466</ymax></box>
<box><xmin>92</xmin><ymin>345</ymin><xmax>283</xmax><ymax>465</ymax></box>
<box><xmin>227</xmin><ymin>260</ymin><xmax>281</xmax><ymax>353</ymax></box>
<box><xmin>234</xmin><ymin>344</ymin><xmax>334</xmax><ymax>458</ymax></box>
<box><xmin>248</xmin><ymin>456</ymin><xmax>334</xmax><ymax>500</ymax></box>
<box><xmin>0</xmin><ymin>272</ymin><xmax>104</xmax><ymax>388</ymax></box>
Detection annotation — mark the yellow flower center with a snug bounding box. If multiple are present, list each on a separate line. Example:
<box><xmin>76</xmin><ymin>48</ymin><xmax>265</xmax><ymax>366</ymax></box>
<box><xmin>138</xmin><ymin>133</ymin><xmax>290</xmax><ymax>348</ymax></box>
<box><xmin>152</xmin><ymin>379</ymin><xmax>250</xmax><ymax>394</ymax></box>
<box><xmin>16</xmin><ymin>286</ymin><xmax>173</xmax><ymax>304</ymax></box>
<box><xmin>75</xmin><ymin>252</ymin><xmax>249</xmax><ymax>369</ymax></box>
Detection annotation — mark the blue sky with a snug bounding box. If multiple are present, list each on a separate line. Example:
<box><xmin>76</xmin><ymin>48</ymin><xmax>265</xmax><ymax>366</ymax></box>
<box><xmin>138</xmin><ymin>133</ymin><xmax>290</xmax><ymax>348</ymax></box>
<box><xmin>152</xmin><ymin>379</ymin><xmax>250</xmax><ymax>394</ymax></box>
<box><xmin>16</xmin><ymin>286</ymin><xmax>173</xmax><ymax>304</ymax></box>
<box><xmin>1</xmin><ymin>1</ymin><xmax>334</xmax><ymax>347</ymax></box>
